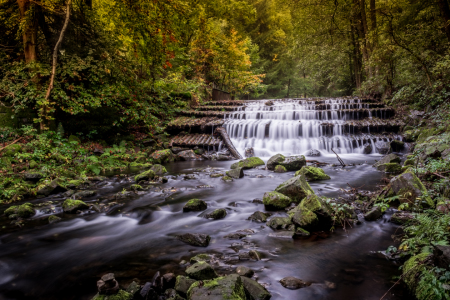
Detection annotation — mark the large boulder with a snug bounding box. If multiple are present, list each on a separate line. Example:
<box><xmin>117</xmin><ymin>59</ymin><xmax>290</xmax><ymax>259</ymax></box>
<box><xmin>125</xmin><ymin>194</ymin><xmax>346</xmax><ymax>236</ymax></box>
<box><xmin>183</xmin><ymin>199</ymin><xmax>207</xmax><ymax>212</ymax></box>
<box><xmin>385</xmin><ymin>169</ymin><xmax>434</xmax><ymax>208</ymax></box>
<box><xmin>226</xmin><ymin>167</ymin><xmax>244</xmax><ymax>179</ymax></box>
<box><xmin>187</xmin><ymin>274</ymin><xmax>246</xmax><ymax>300</ymax></box>
<box><xmin>151</xmin><ymin>149</ymin><xmax>175</xmax><ymax>163</ymax></box>
<box><xmin>186</xmin><ymin>262</ymin><xmax>218</xmax><ymax>280</ymax></box>
<box><xmin>263</xmin><ymin>191</ymin><xmax>292</xmax><ymax>210</ymax></box>
<box><xmin>62</xmin><ymin>199</ymin><xmax>89</xmax><ymax>213</ymax></box>
<box><xmin>231</xmin><ymin>157</ymin><xmax>265</xmax><ymax>170</ymax></box>
<box><xmin>178</xmin><ymin>150</ymin><xmax>196</xmax><ymax>161</ymax></box>
<box><xmin>177</xmin><ymin>233</ymin><xmax>210</xmax><ymax>247</ymax></box>
<box><xmin>240</xmin><ymin>276</ymin><xmax>272</xmax><ymax>300</ymax></box>
<box><xmin>289</xmin><ymin>194</ymin><xmax>332</xmax><ymax>230</ymax></box>
<box><xmin>274</xmin><ymin>175</ymin><xmax>314</xmax><ymax>203</ymax></box>
<box><xmin>373</xmin><ymin>153</ymin><xmax>401</xmax><ymax>169</ymax></box>
<box><xmin>266</xmin><ymin>154</ymin><xmax>285</xmax><ymax>170</ymax></box>
<box><xmin>390</xmin><ymin>140</ymin><xmax>405</xmax><ymax>152</ymax></box>
<box><xmin>295</xmin><ymin>166</ymin><xmax>330</xmax><ymax>181</ymax></box>
<box><xmin>278</xmin><ymin>155</ymin><xmax>306</xmax><ymax>171</ymax></box>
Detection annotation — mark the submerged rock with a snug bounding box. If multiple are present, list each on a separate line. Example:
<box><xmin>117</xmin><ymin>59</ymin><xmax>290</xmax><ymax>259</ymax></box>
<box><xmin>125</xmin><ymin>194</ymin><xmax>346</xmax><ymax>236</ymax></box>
<box><xmin>187</xmin><ymin>274</ymin><xmax>246</xmax><ymax>300</ymax></box>
<box><xmin>226</xmin><ymin>167</ymin><xmax>244</xmax><ymax>179</ymax></box>
<box><xmin>306</xmin><ymin>149</ymin><xmax>321</xmax><ymax>156</ymax></box>
<box><xmin>245</xmin><ymin>147</ymin><xmax>255</xmax><ymax>157</ymax></box>
<box><xmin>48</xmin><ymin>215</ymin><xmax>61</xmax><ymax>224</ymax></box>
<box><xmin>279</xmin><ymin>277</ymin><xmax>311</xmax><ymax>290</ymax></box>
<box><xmin>295</xmin><ymin>166</ymin><xmax>330</xmax><ymax>181</ymax></box>
<box><xmin>231</xmin><ymin>157</ymin><xmax>265</xmax><ymax>169</ymax></box>
<box><xmin>362</xmin><ymin>143</ymin><xmax>372</xmax><ymax>154</ymax></box>
<box><xmin>183</xmin><ymin>199</ymin><xmax>207</xmax><ymax>212</ymax></box>
<box><xmin>62</xmin><ymin>199</ymin><xmax>89</xmax><ymax>213</ymax></box>
<box><xmin>275</xmin><ymin>175</ymin><xmax>314</xmax><ymax>203</ymax></box>
<box><xmin>248</xmin><ymin>211</ymin><xmax>270</xmax><ymax>222</ymax></box>
<box><xmin>190</xmin><ymin>254</ymin><xmax>212</xmax><ymax>264</ymax></box>
<box><xmin>177</xmin><ymin>233</ymin><xmax>211</xmax><ymax>247</ymax></box>
<box><xmin>221</xmin><ymin>176</ymin><xmax>234</xmax><ymax>182</ymax></box>
<box><xmin>263</xmin><ymin>191</ymin><xmax>292</xmax><ymax>210</ymax></box>
<box><xmin>186</xmin><ymin>262</ymin><xmax>218</xmax><ymax>280</ymax></box>
<box><xmin>72</xmin><ymin>190</ymin><xmax>96</xmax><ymax>199</ymax></box>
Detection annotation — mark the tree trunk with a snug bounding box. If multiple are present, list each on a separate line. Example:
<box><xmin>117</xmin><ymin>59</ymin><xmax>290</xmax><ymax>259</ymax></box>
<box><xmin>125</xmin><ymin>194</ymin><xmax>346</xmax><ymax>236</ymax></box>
<box><xmin>215</xmin><ymin>127</ymin><xmax>242</xmax><ymax>159</ymax></box>
<box><xmin>17</xmin><ymin>0</ymin><xmax>37</xmax><ymax>63</ymax></box>
<box><xmin>359</xmin><ymin>0</ymin><xmax>372</xmax><ymax>77</ymax></box>
<box><xmin>350</xmin><ymin>23</ymin><xmax>362</xmax><ymax>89</ymax></box>
<box><xmin>438</xmin><ymin>0</ymin><xmax>450</xmax><ymax>42</ymax></box>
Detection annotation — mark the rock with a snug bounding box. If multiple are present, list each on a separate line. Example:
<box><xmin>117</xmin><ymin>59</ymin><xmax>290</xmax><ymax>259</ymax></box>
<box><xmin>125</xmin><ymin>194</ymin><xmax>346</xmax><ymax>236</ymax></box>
<box><xmin>140</xmin><ymin>282</ymin><xmax>158</xmax><ymax>300</ymax></box>
<box><xmin>402</xmin><ymin>253</ymin><xmax>430</xmax><ymax>292</ymax></box>
<box><xmin>184</xmin><ymin>174</ymin><xmax>197</xmax><ymax>180</ymax></box>
<box><xmin>377</xmin><ymin>163</ymin><xmax>402</xmax><ymax>174</ymax></box>
<box><xmin>48</xmin><ymin>215</ymin><xmax>61</xmax><ymax>224</ymax></box>
<box><xmin>433</xmin><ymin>245</ymin><xmax>450</xmax><ymax>270</ymax></box>
<box><xmin>23</xmin><ymin>172</ymin><xmax>44</xmax><ymax>182</ymax></box>
<box><xmin>390</xmin><ymin>211</ymin><xmax>414</xmax><ymax>224</ymax></box>
<box><xmin>241</xmin><ymin>276</ymin><xmax>271</xmax><ymax>300</ymax></box>
<box><xmin>164</xmin><ymin>288</ymin><xmax>177</xmax><ymax>299</ymax></box>
<box><xmin>206</xmin><ymin>208</ymin><xmax>227</xmax><ymax>220</ymax></box>
<box><xmin>29</xmin><ymin>160</ymin><xmax>38</xmax><ymax>169</ymax></box>
<box><xmin>404</xmin><ymin>130</ymin><xmax>418</xmax><ymax>142</ymax></box>
<box><xmin>91</xmin><ymin>290</ymin><xmax>131</xmax><ymax>300</ymax></box>
<box><xmin>216</xmin><ymin>154</ymin><xmax>233</xmax><ymax>161</ymax></box>
<box><xmin>266</xmin><ymin>154</ymin><xmax>285</xmax><ymax>170</ymax></box>
<box><xmin>245</xmin><ymin>147</ymin><xmax>255</xmax><ymax>157</ymax></box>
<box><xmin>385</xmin><ymin>169</ymin><xmax>434</xmax><ymax>208</ymax></box>
<box><xmin>236</xmin><ymin>266</ymin><xmax>254</xmax><ymax>278</ymax></box>
<box><xmin>194</xmin><ymin>148</ymin><xmax>204</xmax><ymax>155</ymax></box>
<box><xmin>436</xmin><ymin>200</ymin><xmax>450</xmax><ymax>214</ymax></box>
<box><xmin>97</xmin><ymin>273</ymin><xmax>119</xmax><ymax>295</ymax></box>
<box><xmin>187</xmin><ymin>274</ymin><xmax>246</xmax><ymax>300</ymax></box>
<box><xmin>135</xmin><ymin>169</ymin><xmax>156</xmax><ymax>182</ymax></box>
<box><xmin>294</xmin><ymin>227</ymin><xmax>310</xmax><ymax>237</ymax></box>
<box><xmin>274</xmin><ymin>165</ymin><xmax>287</xmax><ymax>173</ymax></box>
<box><xmin>375</xmin><ymin>141</ymin><xmax>391</xmax><ymax>154</ymax></box>
<box><xmin>178</xmin><ymin>150</ymin><xmax>197</xmax><ymax>161</ymax></box>
<box><xmin>373</xmin><ymin>153</ymin><xmax>401</xmax><ymax>168</ymax></box>
<box><xmin>390</xmin><ymin>140</ymin><xmax>405</xmax><ymax>152</ymax></box>
<box><xmin>150</xmin><ymin>164</ymin><xmax>167</xmax><ymax>175</ymax></box>
<box><xmin>62</xmin><ymin>199</ymin><xmax>89</xmax><ymax>213</ymax></box>
<box><xmin>72</xmin><ymin>190</ymin><xmax>96</xmax><ymax>199</ymax></box>
<box><xmin>175</xmin><ymin>275</ymin><xmax>197</xmax><ymax>298</ymax></box>
<box><xmin>171</xmin><ymin>147</ymin><xmax>189</xmax><ymax>154</ymax></box>
<box><xmin>306</xmin><ymin>149</ymin><xmax>321</xmax><ymax>156</ymax></box>
<box><xmin>364</xmin><ymin>206</ymin><xmax>382</xmax><ymax>221</ymax></box>
<box><xmin>4</xmin><ymin>203</ymin><xmax>35</xmax><ymax>219</ymax></box>
<box><xmin>221</xmin><ymin>176</ymin><xmax>234</xmax><ymax>182</ymax></box>
<box><xmin>278</xmin><ymin>156</ymin><xmax>306</xmax><ymax>171</ymax></box>
<box><xmin>231</xmin><ymin>157</ymin><xmax>265</xmax><ymax>169</ymax></box>
<box><xmin>263</xmin><ymin>191</ymin><xmax>292</xmax><ymax>210</ymax></box>
<box><xmin>186</xmin><ymin>262</ymin><xmax>218</xmax><ymax>280</ymax></box>
<box><xmin>266</xmin><ymin>216</ymin><xmax>292</xmax><ymax>229</ymax></box>
<box><xmin>295</xmin><ymin>166</ymin><xmax>330</xmax><ymax>181</ymax></box>
<box><xmin>248</xmin><ymin>211</ymin><xmax>270</xmax><ymax>222</ymax></box>
<box><xmin>274</xmin><ymin>175</ymin><xmax>314</xmax><ymax>203</ymax></box>
<box><xmin>265</xmin><ymin>100</ymin><xmax>274</xmax><ymax>106</ymax></box>
<box><xmin>177</xmin><ymin>233</ymin><xmax>211</xmax><ymax>247</ymax></box>
<box><xmin>239</xmin><ymin>250</ymin><xmax>261</xmax><ymax>260</ymax></box>
<box><xmin>210</xmin><ymin>173</ymin><xmax>224</xmax><ymax>178</ymax></box>
<box><xmin>362</xmin><ymin>143</ymin><xmax>372</xmax><ymax>154</ymax></box>
<box><xmin>190</xmin><ymin>254</ymin><xmax>211</xmax><ymax>264</ymax></box>
<box><xmin>151</xmin><ymin>149</ymin><xmax>175</xmax><ymax>163</ymax></box>
<box><xmin>183</xmin><ymin>199</ymin><xmax>207</xmax><ymax>212</ymax></box>
<box><xmin>279</xmin><ymin>277</ymin><xmax>311</xmax><ymax>289</ymax></box>
<box><xmin>224</xmin><ymin>232</ymin><xmax>247</xmax><ymax>239</ymax></box>
<box><xmin>125</xmin><ymin>281</ymin><xmax>140</xmax><ymax>297</ymax></box>
<box><xmin>226</xmin><ymin>167</ymin><xmax>244</xmax><ymax>179</ymax></box>
<box><xmin>291</xmin><ymin>208</ymin><xmax>318</xmax><ymax>229</ymax></box>
<box><xmin>37</xmin><ymin>179</ymin><xmax>68</xmax><ymax>196</ymax></box>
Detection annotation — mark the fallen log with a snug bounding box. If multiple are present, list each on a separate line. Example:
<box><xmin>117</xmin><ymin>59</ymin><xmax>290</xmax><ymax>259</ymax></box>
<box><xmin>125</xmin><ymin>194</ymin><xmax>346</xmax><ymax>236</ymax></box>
<box><xmin>215</xmin><ymin>127</ymin><xmax>242</xmax><ymax>159</ymax></box>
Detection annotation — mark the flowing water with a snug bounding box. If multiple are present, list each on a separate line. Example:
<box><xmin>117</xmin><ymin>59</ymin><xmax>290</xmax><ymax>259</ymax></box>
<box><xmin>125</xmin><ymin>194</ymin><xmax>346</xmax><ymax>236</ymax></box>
<box><xmin>0</xmin><ymin>98</ymin><xmax>409</xmax><ymax>300</ymax></box>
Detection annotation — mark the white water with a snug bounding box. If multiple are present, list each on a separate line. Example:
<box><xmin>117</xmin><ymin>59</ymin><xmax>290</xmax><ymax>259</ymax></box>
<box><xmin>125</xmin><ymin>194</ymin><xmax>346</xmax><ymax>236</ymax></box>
<box><xmin>224</xmin><ymin>99</ymin><xmax>391</xmax><ymax>157</ymax></box>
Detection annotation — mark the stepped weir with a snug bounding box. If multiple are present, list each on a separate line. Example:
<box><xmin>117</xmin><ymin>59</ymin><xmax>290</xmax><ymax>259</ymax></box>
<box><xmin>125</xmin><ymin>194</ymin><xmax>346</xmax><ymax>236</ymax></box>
<box><xmin>168</xmin><ymin>98</ymin><xmax>404</xmax><ymax>157</ymax></box>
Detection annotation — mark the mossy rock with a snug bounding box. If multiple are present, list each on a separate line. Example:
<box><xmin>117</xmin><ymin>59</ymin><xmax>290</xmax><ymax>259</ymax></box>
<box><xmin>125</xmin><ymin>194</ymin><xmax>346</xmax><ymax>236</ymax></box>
<box><xmin>374</xmin><ymin>153</ymin><xmax>401</xmax><ymax>168</ymax></box>
<box><xmin>221</xmin><ymin>176</ymin><xmax>234</xmax><ymax>182</ymax></box>
<box><xmin>275</xmin><ymin>175</ymin><xmax>314</xmax><ymax>203</ymax></box>
<box><xmin>91</xmin><ymin>290</ymin><xmax>132</xmax><ymax>300</ymax></box>
<box><xmin>402</xmin><ymin>253</ymin><xmax>431</xmax><ymax>292</ymax></box>
<box><xmin>263</xmin><ymin>191</ymin><xmax>292</xmax><ymax>210</ymax></box>
<box><xmin>67</xmin><ymin>179</ymin><xmax>85</xmax><ymax>188</ymax></box>
<box><xmin>266</xmin><ymin>216</ymin><xmax>292</xmax><ymax>229</ymax></box>
<box><xmin>387</xmin><ymin>169</ymin><xmax>434</xmax><ymax>208</ymax></box>
<box><xmin>4</xmin><ymin>203</ymin><xmax>35</xmax><ymax>219</ymax></box>
<box><xmin>150</xmin><ymin>164</ymin><xmax>167</xmax><ymax>175</ymax></box>
<box><xmin>390</xmin><ymin>140</ymin><xmax>405</xmax><ymax>152</ymax></box>
<box><xmin>190</xmin><ymin>254</ymin><xmax>211</xmax><ymax>264</ymax></box>
<box><xmin>278</xmin><ymin>155</ymin><xmax>306</xmax><ymax>171</ymax></box>
<box><xmin>62</xmin><ymin>199</ymin><xmax>88</xmax><ymax>213</ymax></box>
<box><xmin>210</xmin><ymin>173</ymin><xmax>224</xmax><ymax>178</ymax></box>
<box><xmin>175</xmin><ymin>275</ymin><xmax>197</xmax><ymax>298</ymax></box>
<box><xmin>151</xmin><ymin>149</ymin><xmax>174</xmax><ymax>164</ymax></box>
<box><xmin>183</xmin><ymin>199</ymin><xmax>207</xmax><ymax>212</ymax></box>
<box><xmin>231</xmin><ymin>157</ymin><xmax>265</xmax><ymax>170</ymax></box>
<box><xmin>291</xmin><ymin>207</ymin><xmax>318</xmax><ymax>229</ymax></box>
<box><xmin>48</xmin><ymin>215</ymin><xmax>62</xmax><ymax>224</ymax></box>
<box><xmin>404</xmin><ymin>158</ymin><xmax>415</xmax><ymax>166</ymax></box>
<box><xmin>377</xmin><ymin>163</ymin><xmax>402</xmax><ymax>174</ymax></box>
<box><xmin>29</xmin><ymin>160</ymin><xmax>38</xmax><ymax>169</ymax></box>
<box><xmin>404</xmin><ymin>130</ymin><xmax>418</xmax><ymax>142</ymax></box>
<box><xmin>266</xmin><ymin>154</ymin><xmax>285</xmax><ymax>170</ymax></box>
<box><xmin>68</xmin><ymin>135</ymin><xmax>81</xmax><ymax>145</ymax></box>
<box><xmin>187</xmin><ymin>274</ymin><xmax>246</xmax><ymax>300</ymax></box>
<box><xmin>416</xmin><ymin>128</ymin><xmax>439</xmax><ymax>144</ymax></box>
<box><xmin>206</xmin><ymin>208</ymin><xmax>227</xmax><ymax>220</ymax></box>
<box><xmin>134</xmin><ymin>169</ymin><xmax>156</xmax><ymax>182</ymax></box>
<box><xmin>226</xmin><ymin>167</ymin><xmax>244</xmax><ymax>179</ymax></box>
<box><xmin>3</xmin><ymin>144</ymin><xmax>22</xmax><ymax>157</ymax></box>
<box><xmin>274</xmin><ymin>165</ymin><xmax>287</xmax><ymax>173</ymax></box>
<box><xmin>295</xmin><ymin>166</ymin><xmax>330</xmax><ymax>181</ymax></box>
<box><xmin>186</xmin><ymin>261</ymin><xmax>218</xmax><ymax>280</ymax></box>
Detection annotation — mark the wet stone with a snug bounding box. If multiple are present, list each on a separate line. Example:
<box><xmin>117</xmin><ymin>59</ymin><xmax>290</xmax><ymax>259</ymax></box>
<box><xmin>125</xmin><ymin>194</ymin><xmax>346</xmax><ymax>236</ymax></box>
<box><xmin>185</xmin><ymin>262</ymin><xmax>218</xmax><ymax>280</ymax></box>
<box><xmin>174</xmin><ymin>275</ymin><xmax>197</xmax><ymax>298</ymax></box>
<box><xmin>177</xmin><ymin>233</ymin><xmax>211</xmax><ymax>247</ymax></box>
<box><xmin>248</xmin><ymin>211</ymin><xmax>270</xmax><ymax>222</ymax></box>
<box><xmin>205</xmin><ymin>208</ymin><xmax>227</xmax><ymax>220</ymax></box>
<box><xmin>279</xmin><ymin>277</ymin><xmax>311</xmax><ymax>290</ymax></box>
<box><xmin>236</xmin><ymin>266</ymin><xmax>254</xmax><ymax>278</ymax></box>
<box><xmin>183</xmin><ymin>199</ymin><xmax>207</xmax><ymax>212</ymax></box>
<box><xmin>241</xmin><ymin>276</ymin><xmax>272</xmax><ymax>300</ymax></box>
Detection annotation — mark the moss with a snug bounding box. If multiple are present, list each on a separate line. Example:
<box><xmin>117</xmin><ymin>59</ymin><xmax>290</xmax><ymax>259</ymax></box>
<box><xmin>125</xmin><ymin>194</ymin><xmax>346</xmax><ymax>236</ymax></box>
<box><xmin>129</xmin><ymin>162</ymin><xmax>152</xmax><ymax>168</ymax></box>
<box><xmin>291</xmin><ymin>207</ymin><xmax>318</xmax><ymax>228</ymax></box>
<box><xmin>404</xmin><ymin>158</ymin><xmax>415</xmax><ymax>166</ymax></box>
<box><xmin>134</xmin><ymin>169</ymin><xmax>155</xmax><ymax>182</ymax></box>
<box><xmin>3</xmin><ymin>144</ymin><xmax>21</xmax><ymax>157</ymax></box>
<box><xmin>231</xmin><ymin>157</ymin><xmax>265</xmax><ymax>170</ymax></box>
<box><xmin>67</xmin><ymin>179</ymin><xmax>84</xmax><ymax>187</ymax></box>
<box><xmin>91</xmin><ymin>290</ymin><xmax>132</xmax><ymax>300</ymax></box>
<box><xmin>4</xmin><ymin>203</ymin><xmax>35</xmax><ymax>218</ymax></box>
<box><xmin>383</xmin><ymin>163</ymin><xmax>402</xmax><ymax>174</ymax></box>
<box><xmin>210</xmin><ymin>173</ymin><xmax>224</xmax><ymax>178</ymax></box>
<box><xmin>275</xmin><ymin>175</ymin><xmax>314</xmax><ymax>203</ymax></box>
<box><xmin>183</xmin><ymin>199</ymin><xmax>207</xmax><ymax>212</ymax></box>
<box><xmin>29</xmin><ymin>160</ymin><xmax>38</xmax><ymax>169</ymax></box>
<box><xmin>150</xmin><ymin>164</ymin><xmax>167</xmax><ymax>174</ymax></box>
<box><xmin>274</xmin><ymin>165</ymin><xmax>287</xmax><ymax>173</ymax></box>
<box><xmin>151</xmin><ymin>149</ymin><xmax>173</xmax><ymax>163</ymax></box>
<box><xmin>403</xmin><ymin>253</ymin><xmax>431</xmax><ymax>291</ymax></box>
<box><xmin>190</xmin><ymin>253</ymin><xmax>211</xmax><ymax>264</ymax></box>
<box><xmin>295</xmin><ymin>166</ymin><xmax>330</xmax><ymax>181</ymax></box>
<box><xmin>48</xmin><ymin>215</ymin><xmax>61</xmax><ymax>224</ymax></box>
<box><xmin>62</xmin><ymin>199</ymin><xmax>88</xmax><ymax>213</ymax></box>
<box><xmin>416</xmin><ymin>128</ymin><xmax>439</xmax><ymax>144</ymax></box>
<box><xmin>221</xmin><ymin>176</ymin><xmax>233</xmax><ymax>182</ymax></box>
<box><xmin>130</xmin><ymin>184</ymin><xmax>143</xmax><ymax>191</ymax></box>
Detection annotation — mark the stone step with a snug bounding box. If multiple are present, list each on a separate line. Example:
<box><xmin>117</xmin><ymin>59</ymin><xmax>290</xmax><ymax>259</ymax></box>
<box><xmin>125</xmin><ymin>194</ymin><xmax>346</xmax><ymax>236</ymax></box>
<box><xmin>340</xmin><ymin>118</ymin><xmax>404</xmax><ymax>133</ymax></box>
<box><xmin>183</xmin><ymin>108</ymin><xmax>395</xmax><ymax>120</ymax></box>
<box><xmin>167</xmin><ymin>116</ymin><xmax>224</xmax><ymax>131</ymax></box>
<box><xmin>203</xmin><ymin>98</ymin><xmax>375</xmax><ymax>106</ymax></box>
<box><xmin>170</xmin><ymin>134</ymin><xmax>222</xmax><ymax>147</ymax></box>
<box><xmin>196</xmin><ymin>102</ymin><xmax>387</xmax><ymax>111</ymax></box>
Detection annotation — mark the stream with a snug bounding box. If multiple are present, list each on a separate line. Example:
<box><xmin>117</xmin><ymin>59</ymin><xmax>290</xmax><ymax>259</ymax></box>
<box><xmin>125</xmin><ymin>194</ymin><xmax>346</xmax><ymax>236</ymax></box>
<box><xmin>0</xmin><ymin>154</ymin><xmax>410</xmax><ymax>300</ymax></box>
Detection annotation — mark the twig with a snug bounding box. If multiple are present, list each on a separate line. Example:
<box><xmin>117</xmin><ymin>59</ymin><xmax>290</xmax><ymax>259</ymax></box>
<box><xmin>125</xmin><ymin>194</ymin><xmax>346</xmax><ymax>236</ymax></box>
<box><xmin>331</xmin><ymin>148</ymin><xmax>346</xmax><ymax>167</ymax></box>
<box><xmin>0</xmin><ymin>138</ymin><xmax>22</xmax><ymax>153</ymax></box>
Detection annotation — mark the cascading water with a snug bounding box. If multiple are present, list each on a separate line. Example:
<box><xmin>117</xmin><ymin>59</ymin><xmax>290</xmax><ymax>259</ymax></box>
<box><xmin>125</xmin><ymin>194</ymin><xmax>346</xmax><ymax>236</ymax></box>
<box><xmin>224</xmin><ymin>98</ymin><xmax>392</xmax><ymax>157</ymax></box>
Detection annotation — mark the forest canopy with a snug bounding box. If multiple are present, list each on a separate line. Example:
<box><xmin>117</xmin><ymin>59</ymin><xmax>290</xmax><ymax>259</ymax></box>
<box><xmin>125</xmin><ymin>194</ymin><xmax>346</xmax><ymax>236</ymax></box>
<box><xmin>1</xmin><ymin>0</ymin><xmax>450</xmax><ymax>134</ymax></box>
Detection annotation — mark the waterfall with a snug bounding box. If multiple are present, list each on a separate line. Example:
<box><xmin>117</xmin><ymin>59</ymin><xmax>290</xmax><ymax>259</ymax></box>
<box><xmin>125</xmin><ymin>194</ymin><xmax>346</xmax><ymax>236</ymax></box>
<box><xmin>223</xmin><ymin>98</ymin><xmax>378</xmax><ymax>157</ymax></box>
